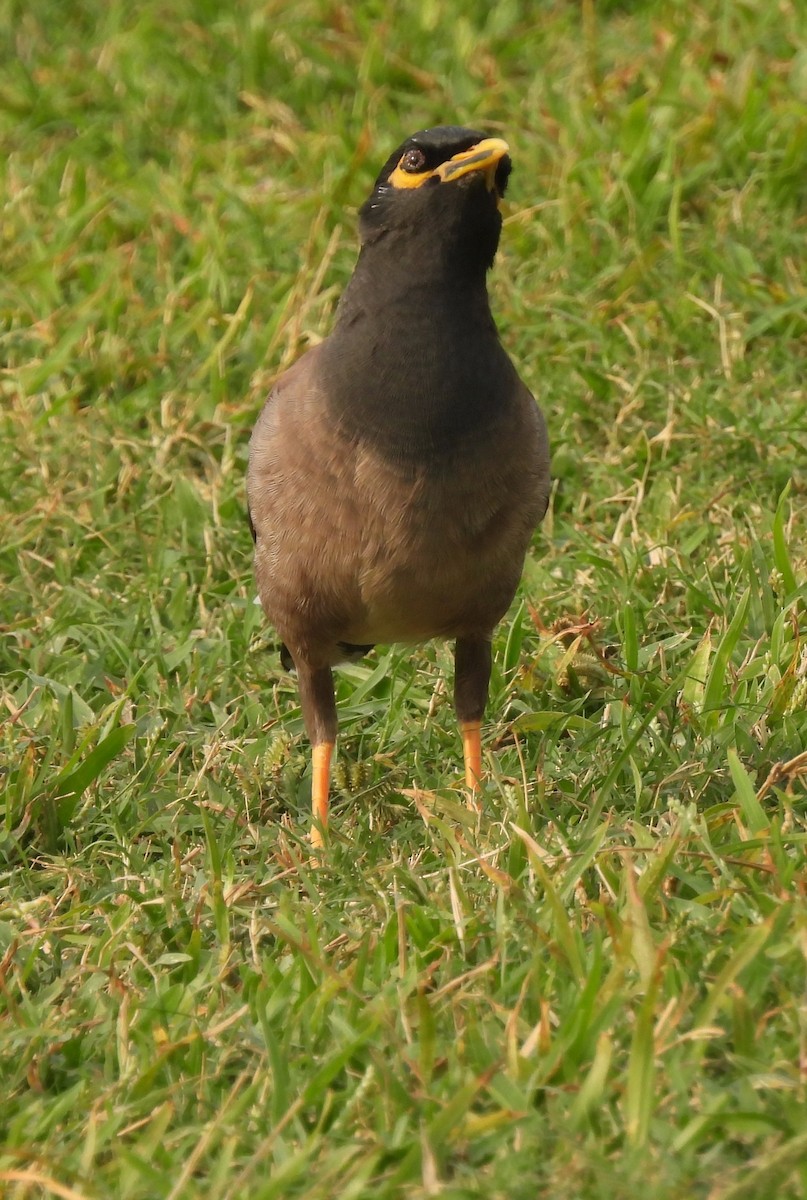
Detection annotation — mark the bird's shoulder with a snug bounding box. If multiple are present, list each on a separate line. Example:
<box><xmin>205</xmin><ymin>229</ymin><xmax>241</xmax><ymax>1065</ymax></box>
<box><xmin>250</xmin><ymin>342</ymin><xmax>328</xmax><ymax>436</ymax></box>
<box><xmin>246</xmin><ymin>339</ymin><xmax>360</xmax><ymax>534</ymax></box>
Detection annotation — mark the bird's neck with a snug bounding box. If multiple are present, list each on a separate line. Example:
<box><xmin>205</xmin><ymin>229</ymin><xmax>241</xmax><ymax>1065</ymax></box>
<box><xmin>340</xmin><ymin>234</ymin><xmax>493</xmax><ymax>313</ymax></box>
<box><xmin>324</xmin><ymin>246</ymin><xmax>509</xmax><ymax>458</ymax></box>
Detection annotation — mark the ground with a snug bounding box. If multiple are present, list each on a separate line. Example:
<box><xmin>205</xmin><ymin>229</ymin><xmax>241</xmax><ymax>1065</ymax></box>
<box><xmin>1</xmin><ymin>1</ymin><xmax>806</xmax><ymax>1197</ymax></box>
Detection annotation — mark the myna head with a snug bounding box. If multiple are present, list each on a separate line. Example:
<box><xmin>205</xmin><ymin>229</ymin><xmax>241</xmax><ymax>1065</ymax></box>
<box><xmin>358</xmin><ymin>126</ymin><xmax>512</xmax><ymax>277</ymax></box>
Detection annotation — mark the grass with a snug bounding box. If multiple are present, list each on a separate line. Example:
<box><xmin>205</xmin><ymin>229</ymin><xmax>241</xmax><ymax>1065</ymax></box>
<box><xmin>2</xmin><ymin>0</ymin><xmax>807</xmax><ymax>1195</ymax></box>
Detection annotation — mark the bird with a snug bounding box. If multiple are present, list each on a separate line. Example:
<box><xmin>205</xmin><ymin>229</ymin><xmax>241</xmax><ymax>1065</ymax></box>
<box><xmin>247</xmin><ymin>125</ymin><xmax>551</xmax><ymax>846</ymax></box>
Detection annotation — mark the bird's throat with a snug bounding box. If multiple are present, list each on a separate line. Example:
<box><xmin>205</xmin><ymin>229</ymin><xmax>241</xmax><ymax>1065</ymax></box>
<box><xmin>324</xmin><ymin>268</ymin><xmax>508</xmax><ymax>458</ymax></box>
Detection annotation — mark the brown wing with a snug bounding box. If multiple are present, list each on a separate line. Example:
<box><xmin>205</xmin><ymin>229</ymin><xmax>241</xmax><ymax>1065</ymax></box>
<box><xmin>247</xmin><ymin>344</ymin><xmax>370</xmax><ymax>667</ymax></box>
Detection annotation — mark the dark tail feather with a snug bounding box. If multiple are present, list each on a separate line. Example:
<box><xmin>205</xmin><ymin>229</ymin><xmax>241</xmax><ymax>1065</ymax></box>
<box><xmin>337</xmin><ymin>642</ymin><xmax>375</xmax><ymax>662</ymax></box>
<box><xmin>279</xmin><ymin>641</ymin><xmax>374</xmax><ymax>671</ymax></box>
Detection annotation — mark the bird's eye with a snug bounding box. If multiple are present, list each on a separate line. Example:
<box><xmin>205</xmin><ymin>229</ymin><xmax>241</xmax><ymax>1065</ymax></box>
<box><xmin>401</xmin><ymin>147</ymin><xmax>427</xmax><ymax>173</ymax></box>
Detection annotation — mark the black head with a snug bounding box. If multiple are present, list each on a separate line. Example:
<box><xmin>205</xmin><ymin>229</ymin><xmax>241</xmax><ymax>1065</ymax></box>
<box><xmin>357</xmin><ymin>125</ymin><xmax>512</xmax><ymax>277</ymax></box>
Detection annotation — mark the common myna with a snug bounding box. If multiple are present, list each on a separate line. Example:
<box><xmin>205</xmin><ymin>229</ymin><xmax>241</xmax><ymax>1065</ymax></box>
<box><xmin>247</xmin><ymin>126</ymin><xmax>551</xmax><ymax>845</ymax></box>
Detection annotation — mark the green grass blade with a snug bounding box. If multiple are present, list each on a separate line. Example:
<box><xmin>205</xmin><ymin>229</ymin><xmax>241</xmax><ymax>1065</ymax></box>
<box><xmin>702</xmin><ymin>589</ymin><xmax>750</xmax><ymax>730</ymax></box>
<box><xmin>727</xmin><ymin>748</ymin><xmax>769</xmax><ymax>834</ymax></box>
<box><xmin>51</xmin><ymin>723</ymin><xmax>136</xmax><ymax>824</ymax></box>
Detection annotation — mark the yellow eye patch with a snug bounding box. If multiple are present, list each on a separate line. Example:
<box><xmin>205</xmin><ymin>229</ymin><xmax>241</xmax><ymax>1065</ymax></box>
<box><xmin>388</xmin><ymin>163</ymin><xmax>433</xmax><ymax>189</ymax></box>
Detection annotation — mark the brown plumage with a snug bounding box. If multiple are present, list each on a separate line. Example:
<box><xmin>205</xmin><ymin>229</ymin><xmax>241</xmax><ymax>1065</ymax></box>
<box><xmin>247</xmin><ymin>126</ymin><xmax>551</xmax><ymax>844</ymax></box>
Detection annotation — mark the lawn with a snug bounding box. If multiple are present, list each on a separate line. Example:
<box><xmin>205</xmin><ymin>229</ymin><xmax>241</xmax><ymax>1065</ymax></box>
<box><xmin>2</xmin><ymin>0</ymin><xmax>806</xmax><ymax>1196</ymax></box>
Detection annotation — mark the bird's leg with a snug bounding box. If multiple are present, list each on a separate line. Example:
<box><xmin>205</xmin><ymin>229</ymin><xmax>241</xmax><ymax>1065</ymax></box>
<box><xmin>296</xmin><ymin>663</ymin><xmax>337</xmax><ymax>847</ymax></box>
<box><xmin>454</xmin><ymin>636</ymin><xmax>492</xmax><ymax>800</ymax></box>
